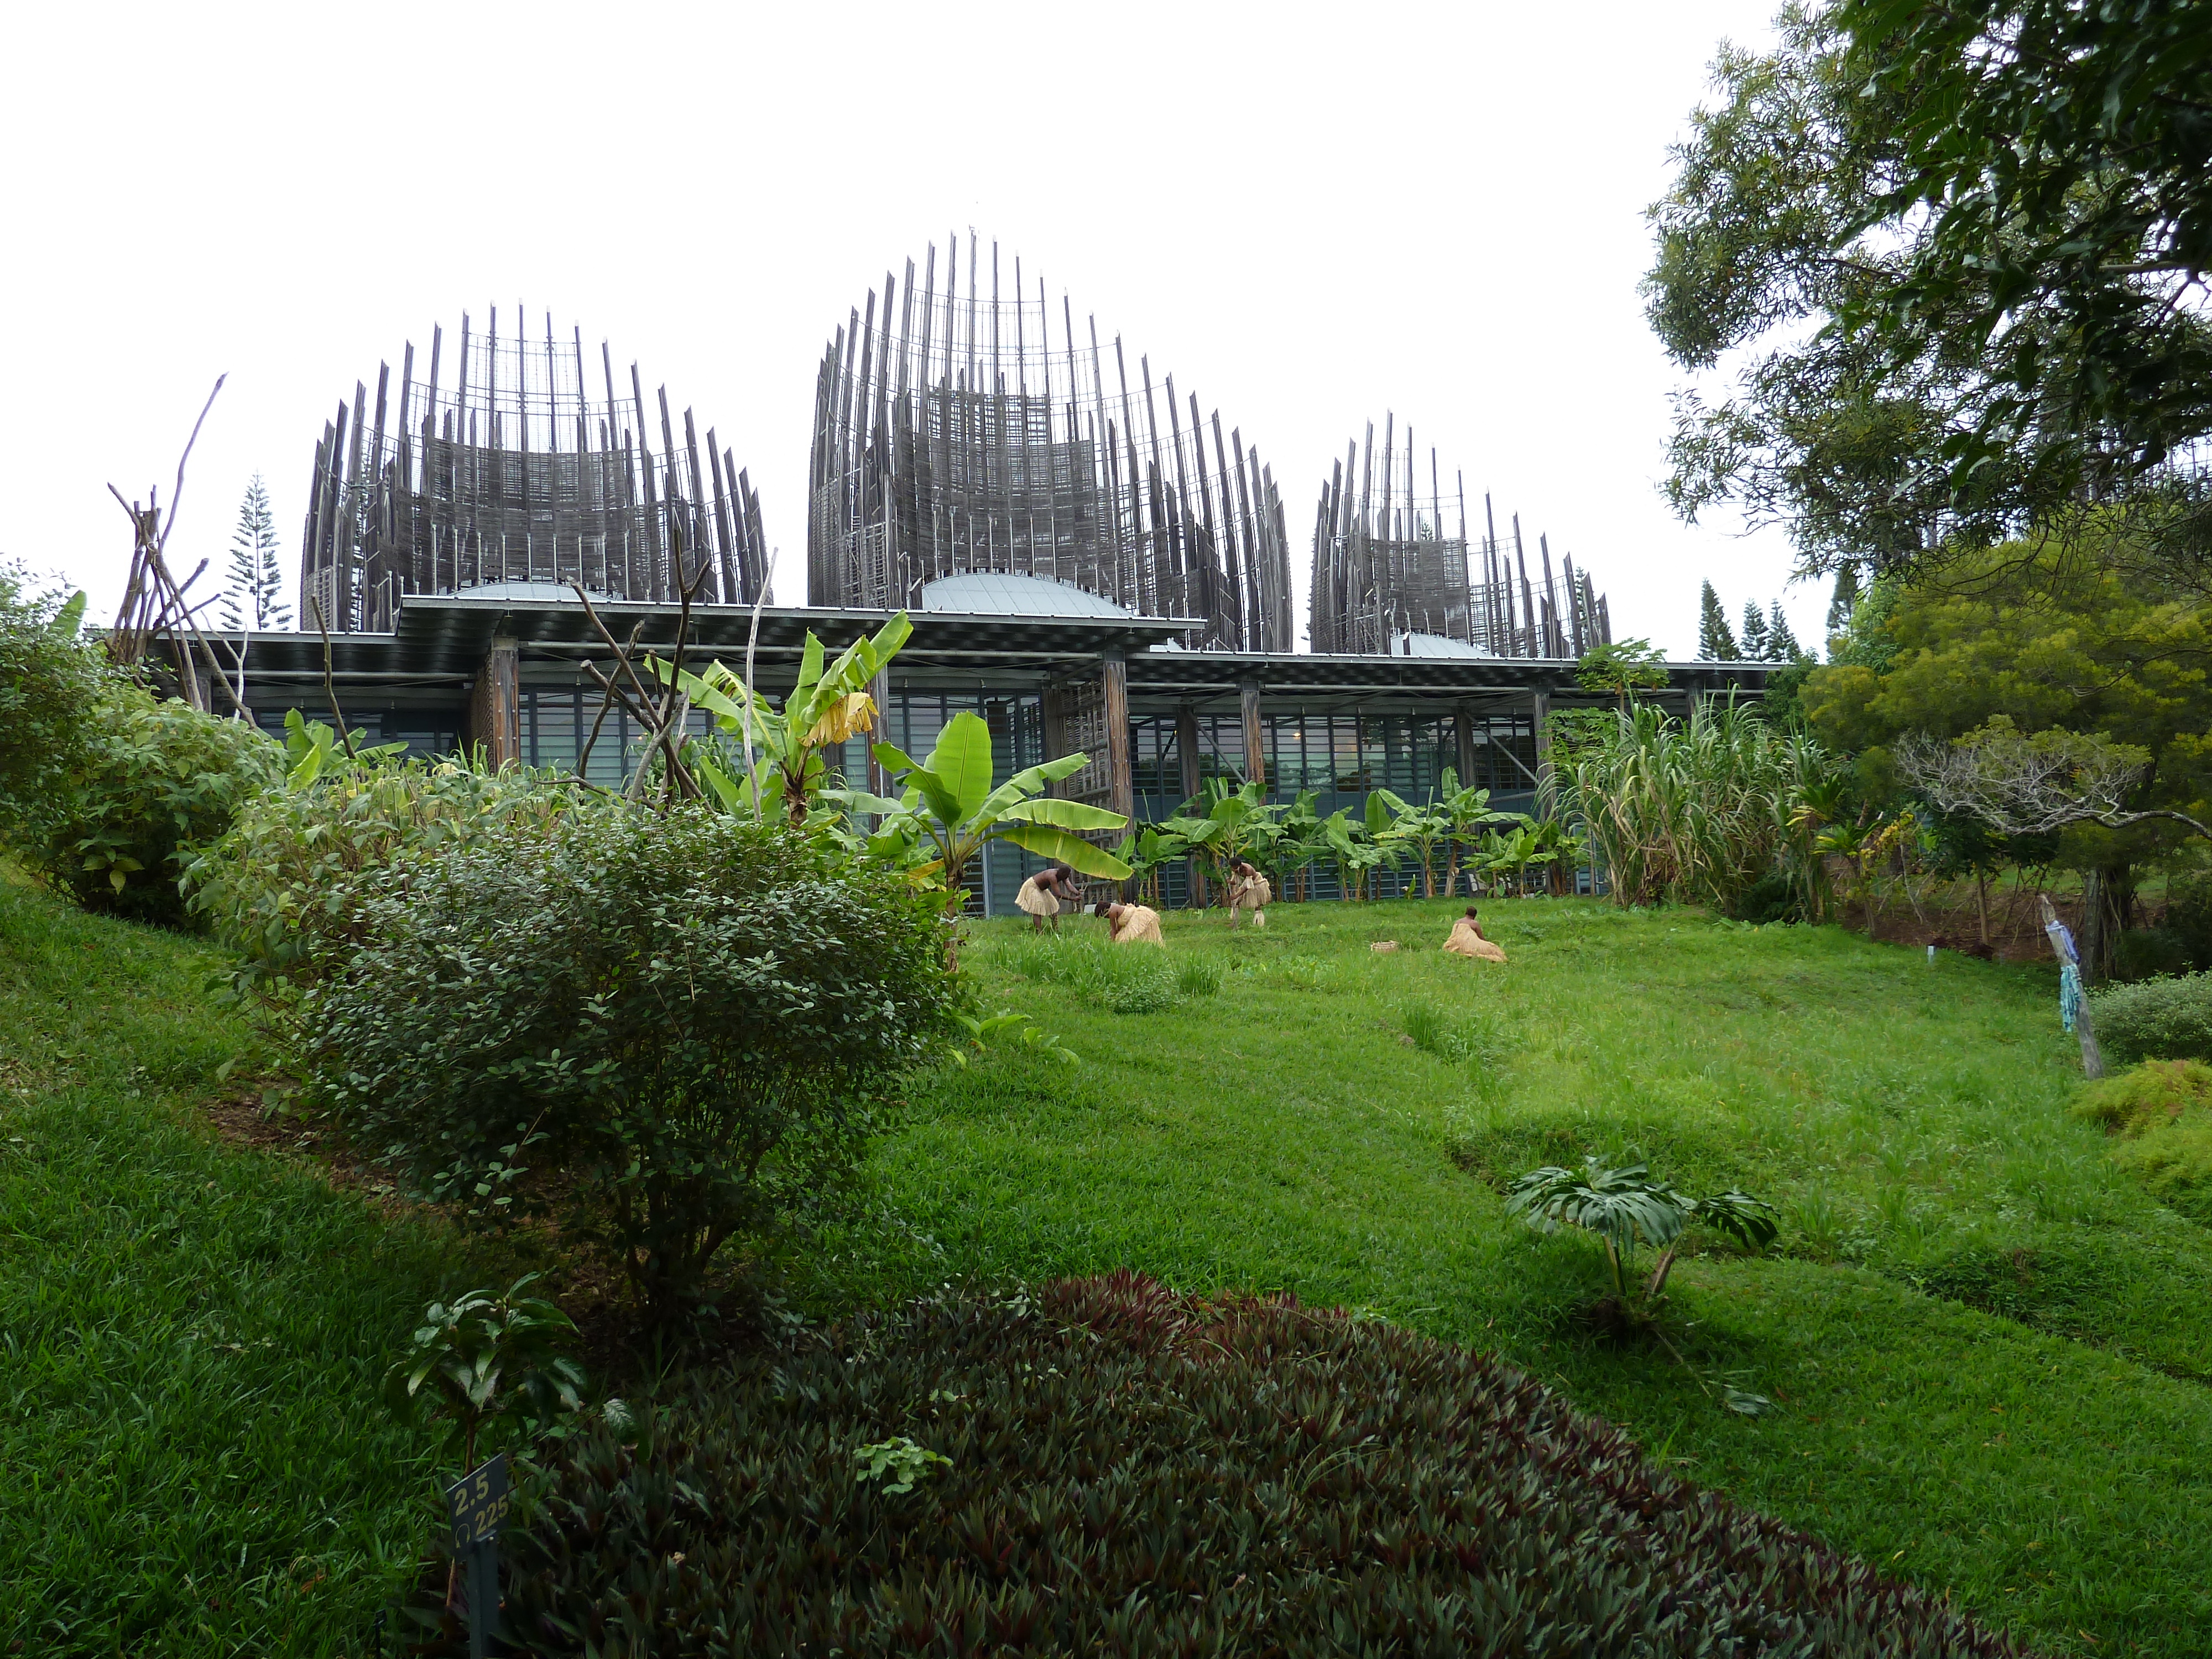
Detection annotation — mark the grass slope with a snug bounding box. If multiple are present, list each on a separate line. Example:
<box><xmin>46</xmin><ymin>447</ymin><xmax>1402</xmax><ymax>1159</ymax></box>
<box><xmin>847</xmin><ymin>899</ymin><xmax>2212</xmax><ymax>1658</ymax></box>
<box><xmin>0</xmin><ymin>881</ymin><xmax>455</xmax><ymax>1657</ymax></box>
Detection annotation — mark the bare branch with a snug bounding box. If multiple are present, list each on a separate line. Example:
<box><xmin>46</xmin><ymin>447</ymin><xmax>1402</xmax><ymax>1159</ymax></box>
<box><xmin>1897</xmin><ymin>724</ymin><xmax>2212</xmax><ymax>841</ymax></box>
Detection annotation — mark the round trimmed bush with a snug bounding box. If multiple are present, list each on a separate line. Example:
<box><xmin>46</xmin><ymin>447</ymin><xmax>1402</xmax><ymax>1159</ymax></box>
<box><xmin>2088</xmin><ymin>973</ymin><xmax>2212</xmax><ymax>1063</ymax></box>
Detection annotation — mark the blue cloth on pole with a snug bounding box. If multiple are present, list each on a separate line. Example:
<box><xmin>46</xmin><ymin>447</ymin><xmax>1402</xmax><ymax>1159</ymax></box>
<box><xmin>2060</xmin><ymin>962</ymin><xmax>2083</xmax><ymax>1034</ymax></box>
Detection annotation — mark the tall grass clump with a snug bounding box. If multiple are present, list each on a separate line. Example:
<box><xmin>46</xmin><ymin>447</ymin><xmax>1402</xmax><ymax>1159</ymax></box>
<box><xmin>1004</xmin><ymin>935</ymin><xmax>1182</xmax><ymax>1014</ymax></box>
<box><xmin>1565</xmin><ymin>701</ymin><xmax>1830</xmax><ymax>912</ymax></box>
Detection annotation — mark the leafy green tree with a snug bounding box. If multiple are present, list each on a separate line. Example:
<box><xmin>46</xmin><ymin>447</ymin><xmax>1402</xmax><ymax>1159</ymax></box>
<box><xmin>1574</xmin><ymin>638</ymin><xmax>1671</xmax><ymax>707</ymax></box>
<box><xmin>1698</xmin><ymin>581</ymin><xmax>1740</xmax><ymax>660</ymax></box>
<box><xmin>1802</xmin><ymin>536</ymin><xmax>2212</xmax><ymax>974</ymax></box>
<box><xmin>222</xmin><ymin>475</ymin><xmax>289</xmax><ymax>630</ymax></box>
<box><xmin>1646</xmin><ymin>3</ymin><xmax>2212</xmax><ymax>578</ymax></box>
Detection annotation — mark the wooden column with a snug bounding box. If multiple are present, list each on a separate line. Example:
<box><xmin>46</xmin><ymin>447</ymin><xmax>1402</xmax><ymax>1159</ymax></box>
<box><xmin>471</xmin><ymin>636</ymin><xmax>520</xmax><ymax>769</ymax></box>
<box><xmin>1102</xmin><ymin>649</ymin><xmax>1134</xmax><ymax>825</ymax></box>
<box><xmin>1040</xmin><ymin>680</ymin><xmax>1070</xmax><ymax>797</ymax></box>
<box><xmin>865</xmin><ymin>667</ymin><xmax>894</xmax><ymax>797</ymax></box>
<box><xmin>1453</xmin><ymin>699</ymin><xmax>1478</xmax><ymax>788</ymax></box>
<box><xmin>1178</xmin><ymin>703</ymin><xmax>1206</xmax><ymax>906</ymax></box>
<box><xmin>1239</xmin><ymin>680</ymin><xmax>1266</xmax><ymax>792</ymax></box>
<box><xmin>1531</xmin><ymin>689</ymin><xmax>1551</xmax><ymax>796</ymax></box>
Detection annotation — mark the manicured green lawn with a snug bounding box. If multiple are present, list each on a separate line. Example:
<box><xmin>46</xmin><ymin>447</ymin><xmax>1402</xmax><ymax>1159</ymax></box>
<box><xmin>0</xmin><ymin>881</ymin><xmax>457</xmax><ymax>1656</ymax></box>
<box><xmin>12</xmin><ymin>871</ymin><xmax>2208</xmax><ymax>1655</ymax></box>
<box><xmin>847</xmin><ymin>898</ymin><xmax>2212</xmax><ymax>1658</ymax></box>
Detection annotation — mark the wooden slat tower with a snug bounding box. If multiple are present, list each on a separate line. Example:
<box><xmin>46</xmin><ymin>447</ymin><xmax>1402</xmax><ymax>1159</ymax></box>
<box><xmin>299</xmin><ymin>307</ymin><xmax>770</xmax><ymax>632</ymax></box>
<box><xmin>808</xmin><ymin>235</ymin><xmax>1294</xmax><ymax>653</ymax></box>
<box><xmin>1308</xmin><ymin>418</ymin><xmax>1613</xmax><ymax>659</ymax></box>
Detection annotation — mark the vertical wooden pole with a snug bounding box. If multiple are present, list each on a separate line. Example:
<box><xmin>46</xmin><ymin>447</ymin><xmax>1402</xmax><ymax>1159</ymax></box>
<box><xmin>1531</xmin><ymin>689</ymin><xmax>1551</xmax><ymax>798</ymax></box>
<box><xmin>1178</xmin><ymin>702</ymin><xmax>1206</xmax><ymax>907</ymax></box>
<box><xmin>1102</xmin><ymin>650</ymin><xmax>1134</xmax><ymax>829</ymax></box>
<box><xmin>471</xmin><ymin>637</ymin><xmax>520</xmax><ymax>769</ymax></box>
<box><xmin>1454</xmin><ymin>699</ymin><xmax>1478</xmax><ymax>789</ymax></box>
<box><xmin>1240</xmin><ymin>680</ymin><xmax>1266</xmax><ymax>794</ymax></box>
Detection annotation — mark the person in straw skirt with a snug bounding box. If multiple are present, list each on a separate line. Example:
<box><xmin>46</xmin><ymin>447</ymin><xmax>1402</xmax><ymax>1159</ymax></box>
<box><xmin>1015</xmin><ymin>862</ymin><xmax>1082</xmax><ymax>933</ymax></box>
<box><xmin>1094</xmin><ymin>900</ymin><xmax>1166</xmax><ymax>946</ymax></box>
<box><xmin>1224</xmin><ymin>858</ymin><xmax>1271</xmax><ymax>928</ymax></box>
<box><xmin>1442</xmin><ymin>905</ymin><xmax>1507</xmax><ymax>963</ymax></box>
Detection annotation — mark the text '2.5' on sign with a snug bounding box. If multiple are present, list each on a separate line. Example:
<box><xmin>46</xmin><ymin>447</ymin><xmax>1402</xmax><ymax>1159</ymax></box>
<box><xmin>446</xmin><ymin>1452</ymin><xmax>511</xmax><ymax>1550</ymax></box>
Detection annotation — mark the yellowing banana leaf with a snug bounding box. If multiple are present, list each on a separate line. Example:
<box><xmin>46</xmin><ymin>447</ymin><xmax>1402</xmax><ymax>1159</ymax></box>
<box><xmin>1004</xmin><ymin>824</ymin><xmax>1131</xmax><ymax>879</ymax></box>
<box><xmin>999</xmin><ymin>797</ymin><xmax>1129</xmax><ymax>831</ymax></box>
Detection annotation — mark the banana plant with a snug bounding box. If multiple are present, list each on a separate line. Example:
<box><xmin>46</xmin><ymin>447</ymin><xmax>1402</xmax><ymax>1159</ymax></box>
<box><xmin>1475</xmin><ymin>822</ymin><xmax>1556</xmax><ymax>895</ymax></box>
<box><xmin>1272</xmin><ymin>790</ymin><xmax>1329</xmax><ymax>903</ymax></box>
<box><xmin>662</xmin><ymin>612</ymin><xmax>911</xmax><ymax>830</ymax></box>
<box><xmin>838</xmin><ymin>711</ymin><xmax>1131</xmax><ymax>927</ymax></box>
<box><xmin>1437</xmin><ymin>768</ymin><xmax>1504</xmax><ymax>898</ymax></box>
<box><xmin>1155</xmin><ymin>781</ymin><xmax>1282</xmax><ymax>905</ymax></box>
<box><xmin>1111</xmin><ymin>824</ymin><xmax>1188</xmax><ymax>906</ymax></box>
<box><xmin>1373</xmin><ymin>787</ymin><xmax>1454</xmax><ymax>898</ymax></box>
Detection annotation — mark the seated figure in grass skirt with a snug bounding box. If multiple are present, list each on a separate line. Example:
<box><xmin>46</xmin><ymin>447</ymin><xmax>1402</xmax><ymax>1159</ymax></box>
<box><xmin>1225</xmin><ymin>858</ymin><xmax>1271</xmax><ymax>928</ymax></box>
<box><xmin>1442</xmin><ymin>905</ymin><xmax>1507</xmax><ymax>963</ymax></box>
<box><xmin>1015</xmin><ymin>862</ymin><xmax>1082</xmax><ymax>933</ymax></box>
<box><xmin>1093</xmin><ymin>900</ymin><xmax>1166</xmax><ymax>946</ymax></box>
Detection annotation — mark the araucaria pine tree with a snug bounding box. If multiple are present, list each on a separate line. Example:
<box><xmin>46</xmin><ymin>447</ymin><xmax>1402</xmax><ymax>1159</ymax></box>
<box><xmin>1764</xmin><ymin>602</ymin><xmax>1803</xmax><ymax>661</ymax></box>
<box><xmin>223</xmin><ymin>475</ymin><xmax>289</xmax><ymax>630</ymax></box>
<box><xmin>1697</xmin><ymin>581</ymin><xmax>1739</xmax><ymax>660</ymax></box>
<box><xmin>1826</xmin><ymin>564</ymin><xmax>1861</xmax><ymax>641</ymax></box>
<box><xmin>1739</xmin><ymin>601</ymin><xmax>1769</xmax><ymax>662</ymax></box>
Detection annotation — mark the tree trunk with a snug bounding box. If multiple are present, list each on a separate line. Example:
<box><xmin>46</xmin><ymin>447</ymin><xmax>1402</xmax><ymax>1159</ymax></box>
<box><xmin>1976</xmin><ymin>872</ymin><xmax>1989</xmax><ymax>945</ymax></box>
<box><xmin>2078</xmin><ymin>864</ymin><xmax>2136</xmax><ymax>983</ymax></box>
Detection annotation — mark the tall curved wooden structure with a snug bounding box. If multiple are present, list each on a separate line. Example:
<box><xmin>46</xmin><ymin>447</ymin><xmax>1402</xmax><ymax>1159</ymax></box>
<box><xmin>299</xmin><ymin>307</ymin><xmax>769</xmax><ymax>633</ymax></box>
<box><xmin>808</xmin><ymin>234</ymin><xmax>1293</xmax><ymax>652</ymax></box>
<box><xmin>1310</xmin><ymin>416</ymin><xmax>1611</xmax><ymax>659</ymax></box>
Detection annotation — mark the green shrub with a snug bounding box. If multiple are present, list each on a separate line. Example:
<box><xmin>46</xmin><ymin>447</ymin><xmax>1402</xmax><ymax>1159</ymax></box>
<box><xmin>306</xmin><ymin>804</ymin><xmax>954</xmax><ymax>1318</ymax></box>
<box><xmin>2087</xmin><ymin>973</ymin><xmax>2212</xmax><ymax>1063</ymax></box>
<box><xmin>33</xmin><ymin>685</ymin><xmax>280</xmax><ymax>926</ymax></box>
<box><xmin>189</xmin><ymin>735</ymin><xmax>588</xmax><ymax>1004</ymax></box>
<box><xmin>0</xmin><ymin>563</ymin><xmax>103</xmax><ymax>851</ymax></box>
<box><xmin>494</xmin><ymin>1274</ymin><xmax>2018</xmax><ymax>1656</ymax></box>
<box><xmin>2072</xmin><ymin>1060</ymin><xmax>2212</xmax><ymax>1223</ymax></box>
<box><xmin>1005</xmin><ymin>934</ymin><xmax>1181</xmax><ymax>1014</ymax></box>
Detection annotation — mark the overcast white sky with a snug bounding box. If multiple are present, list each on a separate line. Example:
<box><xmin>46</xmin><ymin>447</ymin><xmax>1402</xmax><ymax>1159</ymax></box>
<box><xmin>0</xmin><ymin>0</ymin><xmax>1824</xmax><ymax>661</ymax></box>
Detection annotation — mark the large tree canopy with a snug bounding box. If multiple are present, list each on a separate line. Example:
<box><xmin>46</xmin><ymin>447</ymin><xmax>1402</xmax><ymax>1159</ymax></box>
<box><xmin>1804</xmin><ymin>536</ymin><xmax>2212</xmax><ymax>877</ymax></box>
<box><xmin>1648</xmin><ymin>2</ymin><xmax>2212</xmax><ymax>579</ymax></box>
